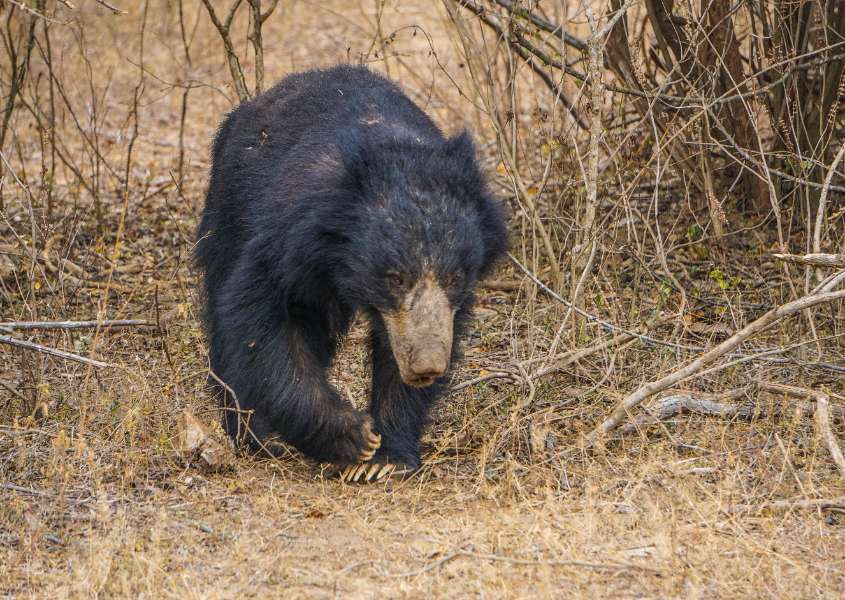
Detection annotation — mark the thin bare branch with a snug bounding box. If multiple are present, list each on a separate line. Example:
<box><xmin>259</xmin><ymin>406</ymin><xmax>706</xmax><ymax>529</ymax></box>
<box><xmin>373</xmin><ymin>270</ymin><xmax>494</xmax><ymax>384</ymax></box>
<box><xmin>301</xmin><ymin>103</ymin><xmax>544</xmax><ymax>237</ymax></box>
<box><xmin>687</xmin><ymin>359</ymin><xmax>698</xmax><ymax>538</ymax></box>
<box><xmin>586</xmin><ymin>288</ymin><xmax>845</xmax><ymax>444</ymax></box>
<box><xmin>246</xmin><ymin>0</ymin><xmax>280</xmax><ymax>95</ymax></box>
<box><xmin>0</xmin><ymin>320</ymin><xmax>150</xmax><ymax>330</ymax></box>
<box><xmin>491</xmin><ymin>0</ymin><xmax>586</xmax><ymax>52</ymax></box>
<box><xmin>619</xmin><ymin>390</ymin><xmax>753</xmax><ymax>435</ymax></box>
<box><xmin>456</xmin><ymin>0</ymin><xmax>588</xmax><ymax>131</ymax></box>
<box><xmin>92</xmin><ymin>0</ymin><xmax>126</xmax><ymax>14</ymax></box>
<box><xmin>813</xmin><ymin>143</ymin><xmax>845</xmax><ymax>280</ymax></box>
<box><xmin>0</xmin><ymin>334</ymin><xmax>114</xmax><ymax>368</ymax></box>
<box><xmin>726</xmin><ymin>497</ymin><xmax>845</xmax><ymax>514</ymax></box>
<box><xmin>773</xmin><ymin>253</ymin><xmax>845</xmax><ymax>269</ymax></box>
<box><xmin>200</xmin><ymin>0</ymin><xmax>249</xmax><ymax>102</ymax></box>
<box><xmin>816</xmin><ymin>392</ymin><xmax>845</xmax><ymax>479</ymax></box>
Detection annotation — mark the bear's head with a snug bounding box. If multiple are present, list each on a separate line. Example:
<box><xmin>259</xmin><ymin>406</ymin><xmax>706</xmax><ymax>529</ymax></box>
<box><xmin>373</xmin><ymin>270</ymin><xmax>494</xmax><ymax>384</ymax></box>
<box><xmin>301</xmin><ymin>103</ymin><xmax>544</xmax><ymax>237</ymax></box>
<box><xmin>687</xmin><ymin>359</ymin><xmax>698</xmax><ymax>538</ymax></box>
<box><xmin>335</xmin><ymin>129</ymin><xmax>507</xmax><ymax>387</ymax></box>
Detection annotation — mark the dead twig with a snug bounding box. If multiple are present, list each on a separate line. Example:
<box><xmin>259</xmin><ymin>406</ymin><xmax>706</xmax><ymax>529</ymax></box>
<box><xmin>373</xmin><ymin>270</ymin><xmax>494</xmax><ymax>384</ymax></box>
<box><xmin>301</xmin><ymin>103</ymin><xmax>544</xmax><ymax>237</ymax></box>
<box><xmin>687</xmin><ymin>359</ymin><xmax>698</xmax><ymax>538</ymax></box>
<box><xmin>0</xmin><ymin>4</ymin><xmax>40</xmax><ymax>199</ymax></box>
<box><xmin>461</xmin><ymin>549</ymin><xmax>658</xmax><ymax>572</ymax></box>
<box><xmin>451</xmin><ymin>328</ymin><xmax>641</xmax><ymax>393</ymax></box>
<box><xmin>813</xmin><ymin>143</ymin><xmax>845</xmax><ymax>281</ymax></box>
<box><xmin>455</xmin><ymin>0</ymin><xmax>588</xmax><ymax>131</ymax></box>
<box><xmin>726</xmin><ymin>497</ymin><xmax>845</xmax><ymax>514</ymax></box>
<box><xmin>385</xmin><ymin>549</ymin><xmax>466</xmax><ymax>578</ymax></box>
<box><xmin>773</xmin><ymin>253</ymin><xmax>845</xmax><ymax>268</ymax></box>
<box><xmin>92</xmin><ymin>0</ymin><xmax>126</xmax><ymax>14</ymax></box>
<box><xmin>0</xmin><ymin>319</ymin><xmax>150</xmax><ymax>330</ymax></box>
<box><xmin>619</xmin><ymin>390</ymin><xmax>752</xmax><ymax>435</ymax></box>
<box><xmin>450</xmin><ymin>370</ymin><xmax>516</xmax><ymax>393</ymax></box>
<box><xmin>246</xmin><ymin>0</ymin><xmax>280</xmax><ymax>95</ymax></box>
<box><xmin>529</xmin><ymin>330</ymin><xmax>637</xmax><ymax>380</ymax></box>
<box><xmin>586</xmin><ymin>288</ymin><xmax>845</xmax><ymax>445</ymax></box>
<box><xmin>200</xmin><ymin>0</ymin><xmax>249</xmax><ymax>102</ymax></box>
<box><xmin>37</xmin><ymin>235</ymin><xmax>138</xmax><ymax>294</ymax></box>
<box><xmin>385</xmin><ymin>548</ymin><xmax>658</xmax><ymax>578</ymax></box>
<box><xmin>756</xmin><ymin>381</ymin><xmax>845</xmax><ymax>421</ymax></box>
<box><xmin>515</xmin><ymin>253</ymin><xmax>845</xmax><ymax>374</ymax></box>
<box><xmin>0</xmin><ymin>334</ymin><xmax>114</xmax><ymax>368</ymax></box>
<box><xmin>567</xmin><ymin>3</ymin><xmax>603</xmax><ymax>327</ymax></box>
<box><xmin>814</xmin><ymin>270</ymin><xmax>845</xmax><ymax>294</ymax></box>
<box><xmin>0</xmin><ymin>379</ymin><xmax>28</xmax><ymax>403</ymax></box>
<box><xmin>491</xmin><ymin>0</ymin><xmax>586</xmax><ymax>52</ymax></box>
<box><xmin>815</xmin><ymin>392</ymin><xmax>845</xmax><ymax>479</ymax></box>
<box><xmin>0</xmin><ymin>483</ymin><xmax>52</xmax><ymax>497</ymax></box>
<box><xmin>619</xmin><ymin>385</ymin><xmax>845</xmax><ymax>437</ymax></box>
<box><xmin>510</xmin><ymin>253</ymin><xmax>700</xmax><ymax>352</ymax></box>
<box><xmin>759</xmin><ymin>382</ymin><xmax>845</xmax><ymax>479</ymax></box>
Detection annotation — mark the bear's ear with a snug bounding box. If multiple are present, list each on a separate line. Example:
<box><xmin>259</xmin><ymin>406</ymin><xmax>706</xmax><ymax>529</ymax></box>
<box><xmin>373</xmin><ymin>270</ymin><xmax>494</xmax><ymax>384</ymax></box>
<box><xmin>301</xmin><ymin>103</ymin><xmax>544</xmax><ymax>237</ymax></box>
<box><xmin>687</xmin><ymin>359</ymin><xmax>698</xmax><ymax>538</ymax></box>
<box><xmin>443</xmin><ymin>130</ymin><xmax>478</xmax><ymax>173</ymax></box>
<box><xmin>478</xmin><ymin>196</ymin><xmax>509</xmax><ymax>277</ymax></box>
<box><xmin>445</xmin><ymin>130</ymin><xmax>509</xmax><ymax>274</ymax></box>
<box><xmin>335</xmin><ymin>127</ymin><xmax>371</xmax><ymax>188</ymax></box>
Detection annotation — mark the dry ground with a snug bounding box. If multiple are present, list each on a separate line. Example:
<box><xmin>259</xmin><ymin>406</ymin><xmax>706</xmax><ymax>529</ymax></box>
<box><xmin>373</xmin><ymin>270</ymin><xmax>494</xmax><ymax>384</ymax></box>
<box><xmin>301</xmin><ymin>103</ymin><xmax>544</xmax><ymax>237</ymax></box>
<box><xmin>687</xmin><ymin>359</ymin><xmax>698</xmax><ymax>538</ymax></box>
<box><xmin>1</xmin><ymin>1</ymin><xmax>844</xmax><ymax>598</ymax></box>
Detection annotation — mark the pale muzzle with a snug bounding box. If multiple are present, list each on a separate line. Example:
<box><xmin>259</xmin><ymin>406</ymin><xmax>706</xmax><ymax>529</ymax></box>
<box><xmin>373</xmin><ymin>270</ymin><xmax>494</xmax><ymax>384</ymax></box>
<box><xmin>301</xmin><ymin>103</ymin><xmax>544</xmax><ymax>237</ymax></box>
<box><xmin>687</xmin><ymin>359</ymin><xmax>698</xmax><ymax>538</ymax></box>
<box><xmin>381</xmin><ymin>273</ymin><xmax>454</xmax><ymax>387</ymax></box>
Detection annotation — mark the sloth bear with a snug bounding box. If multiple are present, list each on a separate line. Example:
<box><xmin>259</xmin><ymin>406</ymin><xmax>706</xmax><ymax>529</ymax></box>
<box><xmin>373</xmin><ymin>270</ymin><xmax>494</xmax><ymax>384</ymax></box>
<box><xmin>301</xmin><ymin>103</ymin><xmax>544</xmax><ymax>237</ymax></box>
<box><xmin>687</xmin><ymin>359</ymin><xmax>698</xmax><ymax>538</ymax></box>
<box><xmin>196</xmin><ymin>65</ymin><xmax>507</xmax><ymax>483</ymax></box>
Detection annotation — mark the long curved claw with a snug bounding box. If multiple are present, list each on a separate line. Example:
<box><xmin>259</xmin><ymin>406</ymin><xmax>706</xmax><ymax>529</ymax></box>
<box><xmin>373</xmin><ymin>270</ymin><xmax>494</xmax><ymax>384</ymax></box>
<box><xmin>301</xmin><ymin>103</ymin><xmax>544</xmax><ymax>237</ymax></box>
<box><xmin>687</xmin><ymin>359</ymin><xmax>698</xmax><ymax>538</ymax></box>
<box><xmin>338</xmin><ymin>460</ymin><xmax>414</xmax><ymax>484</ymax></box>
<box><xmin>353</xmin><ymin>463</ymin><xmax>368</xmax><ymax>482</ymax></box>
<box><xmin>375</xmin><ymin>463</ymin><xmax>395</xmax><ymax>480</ymax></box>
<box><xmin>364</xmin><ymin>462</ymin><xmax>388</xmax><ymax>482</ymax></box>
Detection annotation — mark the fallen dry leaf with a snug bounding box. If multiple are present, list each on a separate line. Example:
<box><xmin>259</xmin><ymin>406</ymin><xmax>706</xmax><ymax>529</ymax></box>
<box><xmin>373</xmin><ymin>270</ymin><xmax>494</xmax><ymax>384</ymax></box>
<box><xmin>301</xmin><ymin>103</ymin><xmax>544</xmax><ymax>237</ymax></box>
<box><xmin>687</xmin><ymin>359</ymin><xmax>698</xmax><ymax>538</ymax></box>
<box><xmin>177</xmin><ymin>410</ymin><xmax>232</xmax><ymax>471</ymax></box>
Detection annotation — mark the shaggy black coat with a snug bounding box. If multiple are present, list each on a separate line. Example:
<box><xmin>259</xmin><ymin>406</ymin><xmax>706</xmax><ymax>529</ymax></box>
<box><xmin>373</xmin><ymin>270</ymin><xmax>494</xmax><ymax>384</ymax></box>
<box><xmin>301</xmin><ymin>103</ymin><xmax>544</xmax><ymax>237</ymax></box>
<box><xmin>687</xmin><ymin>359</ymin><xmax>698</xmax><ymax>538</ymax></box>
<box><xmin>196</xmin><ymin>65</ymin><xmax>506</xmax><ymax>470</ymax></box>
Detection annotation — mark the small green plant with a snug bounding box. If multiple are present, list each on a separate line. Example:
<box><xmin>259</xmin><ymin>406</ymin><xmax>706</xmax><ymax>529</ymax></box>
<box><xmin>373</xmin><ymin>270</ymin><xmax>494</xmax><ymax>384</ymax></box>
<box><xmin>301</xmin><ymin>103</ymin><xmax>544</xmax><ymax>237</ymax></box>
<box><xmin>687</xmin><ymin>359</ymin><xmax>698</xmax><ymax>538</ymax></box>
<box><xmin>709</xmin><ymin>267</ymin><xmax>741</xmax><ymax>290</ymax></box>
<box><xmin>686</xmin><ymin>223</ymin><xmax>704</xmax><ymax>243</ymax></box>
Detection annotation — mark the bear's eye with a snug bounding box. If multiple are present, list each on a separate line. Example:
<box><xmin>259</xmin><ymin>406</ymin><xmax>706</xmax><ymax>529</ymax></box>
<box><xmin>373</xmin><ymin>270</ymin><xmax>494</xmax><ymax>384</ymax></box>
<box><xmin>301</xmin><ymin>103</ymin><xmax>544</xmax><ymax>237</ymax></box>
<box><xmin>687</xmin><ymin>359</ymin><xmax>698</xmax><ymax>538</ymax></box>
<box><xmin>386</xmin><ymin>271</ymin><xmax>407</xmax><ymax>289</ymax></box>
<box><xmin>443</xmin><ymin>271</ymin><xmax>464</xmax><ymax>289</ymax></box>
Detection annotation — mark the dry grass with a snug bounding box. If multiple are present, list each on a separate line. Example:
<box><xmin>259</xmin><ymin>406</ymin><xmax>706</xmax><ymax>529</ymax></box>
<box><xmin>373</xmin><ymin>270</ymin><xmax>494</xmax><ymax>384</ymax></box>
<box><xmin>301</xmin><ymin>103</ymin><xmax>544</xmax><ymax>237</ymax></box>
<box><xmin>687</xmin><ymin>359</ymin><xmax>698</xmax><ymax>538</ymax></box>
<box><xmin>1</xmin><ymin>1</ymin><xmax>844</xmax><ymax>598</ymax></box>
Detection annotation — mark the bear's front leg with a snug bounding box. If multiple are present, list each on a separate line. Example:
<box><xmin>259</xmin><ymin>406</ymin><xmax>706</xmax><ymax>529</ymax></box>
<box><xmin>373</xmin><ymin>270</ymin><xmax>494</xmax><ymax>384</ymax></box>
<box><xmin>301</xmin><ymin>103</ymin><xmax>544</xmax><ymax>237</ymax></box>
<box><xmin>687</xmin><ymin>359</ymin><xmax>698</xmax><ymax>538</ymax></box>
<box><xmin>210</xmin><ymin>270</ymin><xmax>382</xmax><ymax>465</ymax></box>
<box><xmin>217</xmin><ymin>328</ymin><xmax>384</xmax><ymax>465</ymax></box>
<box><xmin>340</xmin><ymin>327</ymin><xmax>444</xmax><ymax>483</ymax></box>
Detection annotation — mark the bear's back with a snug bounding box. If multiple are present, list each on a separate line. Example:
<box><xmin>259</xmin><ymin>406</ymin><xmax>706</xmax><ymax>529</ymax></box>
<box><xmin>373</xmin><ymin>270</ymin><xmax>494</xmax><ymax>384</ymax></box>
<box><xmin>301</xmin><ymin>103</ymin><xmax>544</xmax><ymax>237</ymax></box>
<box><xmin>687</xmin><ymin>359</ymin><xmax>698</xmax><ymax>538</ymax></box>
<box><xmin>198</xmin><ymin>66</ymin><xmax>448</xmax><ymax>292</ymax></box>
<box><xmin>223</xmin><ymin>66</ymin><xmax>439</xmax><ymax>162</ymax></box>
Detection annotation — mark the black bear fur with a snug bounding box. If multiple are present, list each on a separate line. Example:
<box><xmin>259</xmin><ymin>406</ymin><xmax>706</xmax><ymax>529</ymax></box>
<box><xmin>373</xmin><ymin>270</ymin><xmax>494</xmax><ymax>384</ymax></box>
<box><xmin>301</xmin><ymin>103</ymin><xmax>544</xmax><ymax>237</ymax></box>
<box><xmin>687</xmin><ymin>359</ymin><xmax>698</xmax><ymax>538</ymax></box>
<box><xmin>196</xmin><ymin>65</ymin><xmax>507</xmax><ymax>472</ymax></box>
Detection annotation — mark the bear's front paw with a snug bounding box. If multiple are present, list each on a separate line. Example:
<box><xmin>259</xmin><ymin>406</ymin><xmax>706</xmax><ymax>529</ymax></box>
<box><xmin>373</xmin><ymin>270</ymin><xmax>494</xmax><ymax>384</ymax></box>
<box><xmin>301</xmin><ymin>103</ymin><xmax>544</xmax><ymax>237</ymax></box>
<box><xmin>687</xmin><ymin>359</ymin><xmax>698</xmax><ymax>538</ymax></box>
<box><xmin>338</xmin><ymin>459</ymin><xmax>415</xmax><ymax>484</ymax></box>
<box><xmin>356</xmin><ymin>417</ymin><xmax>382</xmax><ymax>462</ymax></box>
<box><xmin>334</xmin><ymin>412</ymin><xmax>382</xmax><ymax>464</ymax></box>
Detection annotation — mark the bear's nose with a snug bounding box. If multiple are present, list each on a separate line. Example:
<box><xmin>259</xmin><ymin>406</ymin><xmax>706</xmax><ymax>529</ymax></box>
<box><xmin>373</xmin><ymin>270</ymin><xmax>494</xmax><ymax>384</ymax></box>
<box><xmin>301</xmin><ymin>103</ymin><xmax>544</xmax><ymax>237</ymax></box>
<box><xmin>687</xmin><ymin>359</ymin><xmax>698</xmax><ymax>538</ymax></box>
<box><xmin>407</xmin><ymin>347</ymin><xmax>449</xmax><ymax>387</ymax></box>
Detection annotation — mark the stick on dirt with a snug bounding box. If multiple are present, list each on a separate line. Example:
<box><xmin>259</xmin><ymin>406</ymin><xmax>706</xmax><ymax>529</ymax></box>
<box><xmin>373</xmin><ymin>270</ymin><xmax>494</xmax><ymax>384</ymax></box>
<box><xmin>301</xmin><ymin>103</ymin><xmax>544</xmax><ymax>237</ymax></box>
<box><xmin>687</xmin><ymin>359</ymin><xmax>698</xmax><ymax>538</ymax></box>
<box><xmin>585</xmin><ymin>288</ymin><xmax>845</xmax><ymax>445</ymax></box>
<box><xmin>0</xmin><ymin>334</ymin><xmax>114</xmax><ymax>368</ymax></box>
<box><xmin>815</xmin><ymin>392</ymin><xmax>845</xmax><ymax>479</ymax></box>
<box><xmin>0</xmin><ymin>319</ymin><xmax>150</xmax><ymax>330</ymax></box>
<box><xmin>618</xmin><ymin>390</ymin><xmax>752</xmax><ymax>435</ymax></box>
<box><xmin>385</xmin><ymin>548</ymin><xmax>658</xmax><ymax>578</ymax></box>
<box><xmin>773</xmin><ymin>253</ymin><xmax>845</xmax><ymax>268</ymax></box>
<box><xmin>726</xmin><ymin>497</ymin><xmax>845</xmax><ymax>514</ymax></box>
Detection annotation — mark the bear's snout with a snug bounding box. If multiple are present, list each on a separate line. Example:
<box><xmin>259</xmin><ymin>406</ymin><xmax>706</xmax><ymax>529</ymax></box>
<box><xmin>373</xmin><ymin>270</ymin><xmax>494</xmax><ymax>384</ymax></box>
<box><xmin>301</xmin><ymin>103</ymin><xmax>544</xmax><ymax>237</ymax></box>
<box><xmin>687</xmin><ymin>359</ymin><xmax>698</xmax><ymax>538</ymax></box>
<box><xmin>382</xmin><ymin>272</ymin><xmax>454</xmax><ymax>388</ymax></box>
<box><xmin>406</xmin><ymin>343</ymin><xmax>450</xmax><ymax>387</ymax></box>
